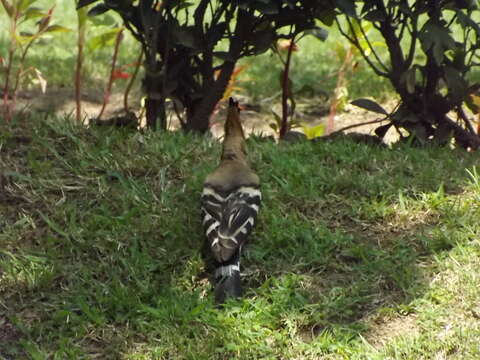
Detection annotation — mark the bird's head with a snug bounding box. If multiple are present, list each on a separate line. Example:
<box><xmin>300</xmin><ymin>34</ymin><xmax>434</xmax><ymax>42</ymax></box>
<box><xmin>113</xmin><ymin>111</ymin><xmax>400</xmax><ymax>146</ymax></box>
<box><xmin>222</xmin><ymin>97</ymin><xmax>246</xmax><ymax>161</ymax></box>
<box><xmin>224</xmin><ymin>97</ymin><xmax>245</xmax><ymax>139</ymax></box>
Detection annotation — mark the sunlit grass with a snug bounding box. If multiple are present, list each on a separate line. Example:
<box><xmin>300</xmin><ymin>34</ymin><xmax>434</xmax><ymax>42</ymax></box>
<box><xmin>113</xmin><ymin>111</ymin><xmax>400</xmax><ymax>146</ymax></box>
<box><xmin>1</xmin><ymin>115</ymin><xmax>479</xmax><ymax>359</ymax></box>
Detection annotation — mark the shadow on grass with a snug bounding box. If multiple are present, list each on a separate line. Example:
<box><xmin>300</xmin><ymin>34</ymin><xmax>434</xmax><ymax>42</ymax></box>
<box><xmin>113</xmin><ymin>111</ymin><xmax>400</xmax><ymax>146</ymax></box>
<box><xmin>0</xmin><ymin>119</ymin><xmax>477</xmax><ymax>358</ymax></box>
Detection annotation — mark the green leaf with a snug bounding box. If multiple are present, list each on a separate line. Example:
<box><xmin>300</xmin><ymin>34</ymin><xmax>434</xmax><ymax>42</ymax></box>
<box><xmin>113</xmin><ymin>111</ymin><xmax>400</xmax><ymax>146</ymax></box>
<box><xmin>398</xmin><ymin>2</ymin><xmax>413</xmax><ymax>15</ymax></box>
<box><xmin>419</xmin><ymin>21</ymin><xmax>456</xmax><ymax>65</ymax></box>
<box><xmin>351</xmin><ymin>98</ymin><xmax>388</xmax><ymax>115</ymax></box>
<box><xmin>283</xmin><ymin>0</ymin><xmax>295</xmax><ymax>9</ymax></box>
<box><xmin>18</xmin><ymin>0</ymin><xmax>37</xmax><ymax>12</ymax></box>
<box><xmin>271</xmin><ymin>110</ymin><xmax>282</xmax><ymax>127</ymax></box>
<box><xmin>173</xmin><ymin>26</ymin><xmax>197</xmax><ymax>48</ymax></box>
<box><xmin>304</xmin><ymin>27</ymin><xmax>328</xmax><ymax>41</ymax></box>
<box><xmin>456</xmin><ymin>10</ymin><xmax>480</xmax><ymax>38</ymax></box>
<box><xmin>213</xmin><ymin>52</ymin><xmax>235</xmax><ymax>61</ymax></box>
<box><xmin>88</xmin><ymin>12</ymin><xmax>116</xmax><ymax>26</ymax></box>
<box><xmin>206</xmin><ymin>21</ymin><xmax>227</xmax><ymax>47</ymax></box>
<box><xmin>15</xmin><ymin>33</ymin><xmax>35</xmax><ymax>45</ymax></box>
<box><xmin>269</xmin><ymin>122</ymin><xmax>278</xmax><ymax>132</ymax></box>
<box><xmin>391</xmin><ymin>105</ymin><xmax>420</xmax><ymax>124</ymax></box>
<box><xmin>336</xmin><ymin>0</ymin><xmax>357</xmax><ymax>17</ymax></box>
<box><xmin>19</xmin><ymin>31</ymin><xmax>34</xmax><ymax>37</ymax></box>
<box><xmin>363</xmin><ymin>9</ymin><xmax>386</xmax><ymax>22</ymax></box>
<box><xmin>302</xmin><ymin>123</ymin><xmax>325</xmax><ymax>140</ymax></box>
<box><xmin>250</xmin><ymin>29</ymin><xmax>276</xmax><ymax>55</ymax></box>
<box><xmin>175</xmin><ymin>1</ymin><xmax>194</xmax><ymax>11</ymax></box>
<box><xmin>315</xmin><ymin>9</ymin><xmax>336</xmax><ymax>26</ymax></box>
<box><xmin>374</xmin><ymin>123</ymin><xmax>392</xmax><ymax>139</ymax></box>
<box><xmin>87</xmin><ymin>3</ymin><xmax>110</xmax><ymax>16</ymax></box>
<box><xmin>190</xmin><ymin>303</ymin><xmax>207</xmax><ymax>316</ymax></box>
<box><xmin>254</xmin><ymin>1</ymin><xmax>279</xmax><ymax>15</ymax></box>
<box><xmin>45</xmin><ymin>25</ymin><xmax>72</xmax><ymax>33</ymax></box>
<box><xmin>444</xmin><ymin>66</ymin><xmax>468</xmax><ymax>103</ymax></box>
<box><xmin>76</xmin><ymin>0</ymin><xmax>100</xmax><ymax>10</ymax></box>
<box><xmin>22</xmin><ymin>7</ymin><xmax>45</xmax><ymax>22</ymax></box>
<box><xmin>104</xmin><ymin>0</ymin><xmax>123</xmax><ymax>9</ymax></box>
<box><xmin>87</xmin><ymin>28</ymin><xmax>121</xmax><ymax>52</ymax></box>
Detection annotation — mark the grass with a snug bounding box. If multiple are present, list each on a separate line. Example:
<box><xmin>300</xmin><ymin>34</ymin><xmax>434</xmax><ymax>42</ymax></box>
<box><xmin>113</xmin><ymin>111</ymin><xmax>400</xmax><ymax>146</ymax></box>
<box><xmin>1</xmin><ymin>115</ymin><xmax>480</xmax><ymax>359</ymax></box>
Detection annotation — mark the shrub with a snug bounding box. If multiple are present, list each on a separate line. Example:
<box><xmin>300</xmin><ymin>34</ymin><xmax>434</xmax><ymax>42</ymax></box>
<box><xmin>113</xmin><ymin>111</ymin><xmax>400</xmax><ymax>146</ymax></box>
<box><xmin>77</xmin><ymin>0</ymin><xmax>335</xmax><ymax>132</ymax></box>
<box><xmin>337</xmin><ymin>0</ymin><xmax>480</xmax><ymax>149</ymax></box>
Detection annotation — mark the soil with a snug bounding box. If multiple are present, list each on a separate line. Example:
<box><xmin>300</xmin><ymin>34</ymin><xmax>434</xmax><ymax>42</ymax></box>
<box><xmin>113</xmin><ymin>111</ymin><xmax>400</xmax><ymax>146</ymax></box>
<box><xmin>365</xmin><ymin>313</ymin><xmax>419</xmax><ymax>348</ymax></box>
<box><xmin>0</xmin><ymin>315</ymin><xmax>22</xmax><ymax>358</ymax></box>
<box><xmin>2</xmin><ymin>88</ymin><xmax>399</xmax><ymax>143</ymax></box>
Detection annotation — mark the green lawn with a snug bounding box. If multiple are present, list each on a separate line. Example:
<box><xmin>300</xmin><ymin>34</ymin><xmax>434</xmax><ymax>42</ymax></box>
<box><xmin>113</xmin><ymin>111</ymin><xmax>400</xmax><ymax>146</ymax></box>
<box><xmin>1</xmin><ymin>116</ymin><xmax>479</xmax><ymax>359</ymax></box>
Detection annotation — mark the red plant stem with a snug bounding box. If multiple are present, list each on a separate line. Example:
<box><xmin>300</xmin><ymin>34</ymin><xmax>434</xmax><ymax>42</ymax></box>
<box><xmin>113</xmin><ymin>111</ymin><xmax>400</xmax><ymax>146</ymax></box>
<box><xmin>280</xmin><ymin>35</ymin><xmax>295</xmax><ymax>138</ymax></box>
<box><xmin>123</xmin><ymin>48</ymin><xmax>143</xmax><ymax>113</ymax></box>
<box><xmin>97</xmin><ymin>28</ymin><xmax>124</xmax><ymax>120</ymax></box>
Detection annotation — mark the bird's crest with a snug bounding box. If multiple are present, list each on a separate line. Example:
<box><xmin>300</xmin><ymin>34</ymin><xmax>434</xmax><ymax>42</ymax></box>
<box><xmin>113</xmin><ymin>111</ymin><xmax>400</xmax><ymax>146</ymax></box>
<box><xmin>222</xmin><ymin>97</ymin><xmax>246</xmax><ymax>161</ymax></box>
<box><xmin>225</xmin><ymin>97</ymin><xmax>243</xmax><ymax>136</ymax></box>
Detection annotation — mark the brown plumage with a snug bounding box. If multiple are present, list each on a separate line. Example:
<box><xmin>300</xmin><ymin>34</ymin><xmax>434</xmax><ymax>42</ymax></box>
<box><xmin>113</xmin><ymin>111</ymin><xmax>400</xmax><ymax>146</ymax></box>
<box><xmin>201</xmin><ymin>98</ymin><xmax>261</xmax><ymax>303</ymax></box>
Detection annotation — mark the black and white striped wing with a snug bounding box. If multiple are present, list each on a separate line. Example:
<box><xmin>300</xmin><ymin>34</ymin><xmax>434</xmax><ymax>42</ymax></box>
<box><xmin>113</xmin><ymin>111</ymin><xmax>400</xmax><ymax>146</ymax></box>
<box><xmin>201</xmin><ymin>186</ymin><xmax>261</xmax><ymax>263</ymax></box>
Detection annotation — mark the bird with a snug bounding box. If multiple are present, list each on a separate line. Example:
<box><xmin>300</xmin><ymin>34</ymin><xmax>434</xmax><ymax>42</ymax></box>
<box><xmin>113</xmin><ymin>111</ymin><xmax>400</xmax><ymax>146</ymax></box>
<box><xmin>200</xmin><ymin>97</ymin><xmax>261</xmax><ymax>304</ymax></box>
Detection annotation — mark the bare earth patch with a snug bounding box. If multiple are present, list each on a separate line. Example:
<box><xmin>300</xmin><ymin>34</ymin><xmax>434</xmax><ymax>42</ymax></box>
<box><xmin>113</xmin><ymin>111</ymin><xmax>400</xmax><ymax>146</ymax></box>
<box><xmin>0</xmin><ymin>314</ymin><xmax>22</xmax><ymax>358</ymax></box>
<box><xmin>364</xmin><ymin>313</ymin><xmax>419</xmax><ymax>349</ymax></box>
<box><xmin>6</xmin><ymin>88</ymin><xmax>399</xmax><ymax>142</ymax></box>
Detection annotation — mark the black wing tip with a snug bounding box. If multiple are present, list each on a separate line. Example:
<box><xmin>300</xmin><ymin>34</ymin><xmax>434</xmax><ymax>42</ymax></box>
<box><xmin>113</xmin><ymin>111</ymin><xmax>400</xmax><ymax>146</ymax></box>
<box><xmin>214</xmin><ymin>272</ymin><xmax>242</xmax><ymax>304</ymax></box>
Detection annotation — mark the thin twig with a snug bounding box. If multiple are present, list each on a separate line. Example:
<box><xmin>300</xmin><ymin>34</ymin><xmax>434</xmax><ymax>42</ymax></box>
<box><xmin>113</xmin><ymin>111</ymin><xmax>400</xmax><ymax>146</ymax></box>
<box><xmin>357</xmin><ymin>20</ymin><xmax>389</xmax><ymax>72</ymax></box>
<box><xmin>331</xmin><ymin>117</ymin><xmax>388</xmax><ymax>135</ymax></box>
<box><xmin>336</xmin><ymin>17</ymin><xmax>388</xmax><ymax>77</ymax></box>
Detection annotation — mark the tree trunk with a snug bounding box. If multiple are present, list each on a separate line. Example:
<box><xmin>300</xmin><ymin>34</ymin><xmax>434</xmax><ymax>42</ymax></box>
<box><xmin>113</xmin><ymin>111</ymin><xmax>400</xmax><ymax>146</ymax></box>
<box><xmin>184</xmin><ymin>61</ymin><xmax>236</xmax><ymax>133</ymax></box>
<box><xmin>144</xmin><ymin>73</ymin><xmax>166</xmax><ymax>131</ymax></box>
<box><xmin>145</xmin><ymin>97</ymin><xmax>166</xmax><ymax>130</ymax></box>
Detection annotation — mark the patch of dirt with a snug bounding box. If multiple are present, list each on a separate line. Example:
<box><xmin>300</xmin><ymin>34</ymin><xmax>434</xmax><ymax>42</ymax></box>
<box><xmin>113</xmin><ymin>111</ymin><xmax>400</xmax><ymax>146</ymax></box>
<box><xmin>5</xmin><ymin>88</ymin><xmax>399</xmax><ymax>143</ymax></box>
<box><xmin>0</xmin><ymin>315</ymin><xmax>23</xmax><ymax>358</ymax></box>
<box><xmin>364</xmin><ymin>313</ymin><xmax>419</xmax><ymax>349</ymax></box>
<box><xmin>5</xmin><ymin>87</ymin><xmax>126</xmax><ymax>121</ymax></box>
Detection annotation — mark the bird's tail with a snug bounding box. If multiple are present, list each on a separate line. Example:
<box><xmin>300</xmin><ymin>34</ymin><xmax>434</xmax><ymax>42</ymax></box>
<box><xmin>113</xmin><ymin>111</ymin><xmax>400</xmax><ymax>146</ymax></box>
<box><xmin>214</xmin><ymin>250</ymin><xmax>242</xmax><ymax>304</ymax></box>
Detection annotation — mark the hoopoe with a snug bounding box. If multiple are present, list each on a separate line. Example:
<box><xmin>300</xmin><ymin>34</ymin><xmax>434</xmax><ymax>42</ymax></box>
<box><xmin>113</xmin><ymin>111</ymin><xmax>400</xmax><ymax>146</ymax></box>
<box><xmin>201</xmin><ymin>98</ymin><xmax>261</xmax><ymax>303</ymax></box>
